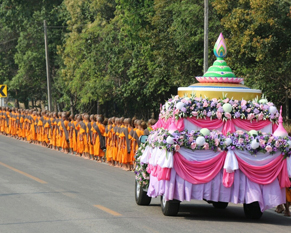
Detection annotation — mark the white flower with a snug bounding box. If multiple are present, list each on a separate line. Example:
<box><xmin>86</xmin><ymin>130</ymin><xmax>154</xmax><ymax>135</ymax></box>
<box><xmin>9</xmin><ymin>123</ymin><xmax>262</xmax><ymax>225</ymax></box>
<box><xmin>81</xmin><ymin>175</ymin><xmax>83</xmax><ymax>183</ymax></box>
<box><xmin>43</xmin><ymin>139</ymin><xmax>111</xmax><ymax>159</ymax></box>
<box><xmin>196</xmin><ymin>136</ymin><xmax>205</xmax><ymax>146</ymax></box>
<box><xmin>224</xmin><ymin>138</ymin><xmax>232</xmax><ymax>146</ymax></box>
<box><xmin>251</xmin><ymin>139</ymin><xmax>260</xmax><ymax>149</ymax></box>
<box><xmin>166</xmin><ymin>136</ymin><xmax>174</xmax><ymax>144</ymax></box>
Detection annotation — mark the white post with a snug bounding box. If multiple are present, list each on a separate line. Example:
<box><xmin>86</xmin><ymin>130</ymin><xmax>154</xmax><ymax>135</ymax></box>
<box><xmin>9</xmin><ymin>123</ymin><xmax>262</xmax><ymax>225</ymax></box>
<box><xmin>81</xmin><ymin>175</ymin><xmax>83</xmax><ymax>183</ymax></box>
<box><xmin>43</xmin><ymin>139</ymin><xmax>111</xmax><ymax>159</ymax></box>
<box><xmin>204</xmin><ymin>0</ymin><xmax>209</xmax><ymax>74</ymax></box>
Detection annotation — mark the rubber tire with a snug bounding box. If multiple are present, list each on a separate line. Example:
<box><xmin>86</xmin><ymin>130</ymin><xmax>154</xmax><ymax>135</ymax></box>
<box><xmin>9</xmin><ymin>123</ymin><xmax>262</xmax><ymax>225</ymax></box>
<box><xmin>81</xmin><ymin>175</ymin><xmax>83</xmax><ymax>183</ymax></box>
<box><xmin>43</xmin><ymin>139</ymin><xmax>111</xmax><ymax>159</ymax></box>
<box><xmin>160</xmin><ymin>195</ymin><xmax>180</xmax><ymax>216</ymax></box>
<box><xmin>212</xmin><ymin>201</ymin><xmax>228</xmax><ymax>209</ymax></box>
<box><xmin>243</xmin><ymin>202</ymin><xmax>263</xmax><ymax>219</ymax></box>
<box><xmin>135</xmin><ymin>180</ymin><xmax>151</xmax><ymax>205</ymax></box>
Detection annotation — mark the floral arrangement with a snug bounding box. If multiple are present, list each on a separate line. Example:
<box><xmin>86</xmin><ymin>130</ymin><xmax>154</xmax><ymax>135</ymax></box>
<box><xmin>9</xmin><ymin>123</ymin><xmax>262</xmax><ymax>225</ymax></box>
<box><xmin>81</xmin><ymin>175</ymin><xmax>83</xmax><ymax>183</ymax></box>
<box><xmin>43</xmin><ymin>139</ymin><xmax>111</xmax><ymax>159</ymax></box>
<box><xmin>147</xmin><ymin>128</ymin><xmax>227</xmax><ymax>152</ymax></box>
<box><xmin>228</xmin><ymin>130</ymin><xmax>291</xmax><ymax>158</ymax></box>
<box><xmin>159</xmin><ymin>95</ymin><xmax>279</xmax><ymax>122</ymax></box>
<box><xmin>135</xmin><ymin>142</ymin><xmax>150</xmax><ymax>188</ymax></box>
<box><xmin>146</xmin><ymin>128</ymin><xmax>291</xmax><ymax>157</ymax></box>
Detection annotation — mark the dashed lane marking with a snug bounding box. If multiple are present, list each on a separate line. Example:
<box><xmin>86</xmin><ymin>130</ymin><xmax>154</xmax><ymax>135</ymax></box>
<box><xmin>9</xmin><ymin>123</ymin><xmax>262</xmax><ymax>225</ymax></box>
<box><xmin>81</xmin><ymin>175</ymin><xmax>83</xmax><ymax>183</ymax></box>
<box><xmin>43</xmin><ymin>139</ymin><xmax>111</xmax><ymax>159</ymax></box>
<box><xmin>94</xmin><ymin>205</ymin><xmax>122</xmax><ymax>216</ymax></box>
<box><xmin>0</xmin><ymin>161</ymin><xmax>47</xmax><ymax>184</ymax></box>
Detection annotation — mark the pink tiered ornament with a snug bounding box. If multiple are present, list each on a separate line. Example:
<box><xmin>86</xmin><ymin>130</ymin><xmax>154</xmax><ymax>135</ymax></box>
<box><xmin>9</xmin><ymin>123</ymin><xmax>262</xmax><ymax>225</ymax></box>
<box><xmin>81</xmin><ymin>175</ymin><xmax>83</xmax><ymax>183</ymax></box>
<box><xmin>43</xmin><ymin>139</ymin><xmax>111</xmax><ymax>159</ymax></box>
<box><xmin>168</xmin><ymin>108</ymin><xmax>178</xmax><ymax>133</ymax></box>
<box><xmin>273</xmin><ymin>106</ymin><xmax>288</xmax><ymax>137</ymax></box>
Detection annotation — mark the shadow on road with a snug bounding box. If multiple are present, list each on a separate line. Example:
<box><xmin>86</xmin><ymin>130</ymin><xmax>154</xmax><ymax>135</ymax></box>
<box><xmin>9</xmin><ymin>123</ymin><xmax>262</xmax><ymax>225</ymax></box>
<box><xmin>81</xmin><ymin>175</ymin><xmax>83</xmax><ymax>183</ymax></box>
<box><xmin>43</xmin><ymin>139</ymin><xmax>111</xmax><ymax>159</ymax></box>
<box><xmin>147</xmin><ymin>202</ymin><xmax>291</xmax><ymax>226</ymax></box>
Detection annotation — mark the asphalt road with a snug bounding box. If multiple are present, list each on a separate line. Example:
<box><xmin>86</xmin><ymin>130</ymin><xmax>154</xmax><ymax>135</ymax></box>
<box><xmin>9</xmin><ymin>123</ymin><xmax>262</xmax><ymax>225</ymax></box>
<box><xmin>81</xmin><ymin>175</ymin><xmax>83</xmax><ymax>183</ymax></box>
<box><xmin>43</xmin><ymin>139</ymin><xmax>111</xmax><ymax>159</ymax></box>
<box><xmin>0</xmin><ymin>134</ymin><xmax>290</xmax><ymax>233</ymax></box>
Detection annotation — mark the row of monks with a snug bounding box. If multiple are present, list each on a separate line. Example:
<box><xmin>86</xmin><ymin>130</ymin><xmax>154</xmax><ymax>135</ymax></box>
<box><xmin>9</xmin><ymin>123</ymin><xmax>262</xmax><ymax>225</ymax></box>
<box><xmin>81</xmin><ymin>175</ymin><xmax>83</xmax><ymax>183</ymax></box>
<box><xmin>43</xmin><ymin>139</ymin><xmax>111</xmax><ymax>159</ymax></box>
<box><xmin>0</xmin><ymin>107</ymin><xmax>155</xmax><ymax>171</ymax></box>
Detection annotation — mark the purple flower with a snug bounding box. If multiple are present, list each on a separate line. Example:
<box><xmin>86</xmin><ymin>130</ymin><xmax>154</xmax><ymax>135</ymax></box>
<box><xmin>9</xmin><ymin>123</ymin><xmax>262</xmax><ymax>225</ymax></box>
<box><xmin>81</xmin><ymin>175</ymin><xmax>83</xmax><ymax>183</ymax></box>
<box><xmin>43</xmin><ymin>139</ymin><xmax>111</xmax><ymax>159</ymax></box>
<box><xmin>211</xmin><ymin>102</ymin><xmax>216</xmax><ymax>107</ymax></box>
<box><xmin>207</xmin><ymin>111</ymin><xmax>212</xmax><ymax>117</ymax></box>
<box><xmin>241</xmin><ymin>105</ymin><xmax>247</xmax><ymax>111</ymax></box>
<box><xmin>253</xmin><ymin>108</ymin><xmax>260</xmax><ymax>114</ymax></box>
<box><xmin>263</xmin><ymin>105</ymin><xmax>269</xmax><ymax>110</ymax></box>
<box><xmin>218</xmin><ymin>107</ymin><xmax>224</xmax><ymax>113</ymax></box>
<box><xmin>234</xmin><ymin>112</ymin><xmax>241</xmax><ymax>118</ymax></box>
<box><xmin>181</xmin><ymin>107</ymin><xmax>187</xmax><ymax>113</ymax></box>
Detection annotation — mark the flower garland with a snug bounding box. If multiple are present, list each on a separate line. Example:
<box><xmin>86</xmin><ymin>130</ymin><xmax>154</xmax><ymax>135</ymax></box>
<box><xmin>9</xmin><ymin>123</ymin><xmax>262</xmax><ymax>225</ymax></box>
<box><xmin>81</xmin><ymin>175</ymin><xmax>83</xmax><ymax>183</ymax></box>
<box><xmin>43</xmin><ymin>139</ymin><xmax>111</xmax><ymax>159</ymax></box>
<box><xmin>159</xmin><ymin>95</ymin><xmax>279</xmax><ymax>122</ymax></box>
<box><xmin>147</xmin><ymin>128</ymin><xmax>291</xmax><ymax>157</ymax></box>
<box><xmin>147</xmin><ymin>128</ymin><xmax>227</xmax><ymax>152</ymax></box>
<box><xmin>135</xmin><ymin>142</ymin><xmax>150</xmax><ymax>188</ymax></box>
<box><xmin>229</xmin><ymin>131</ymin><xmax>291</xmax><ymax>158</ymax></box>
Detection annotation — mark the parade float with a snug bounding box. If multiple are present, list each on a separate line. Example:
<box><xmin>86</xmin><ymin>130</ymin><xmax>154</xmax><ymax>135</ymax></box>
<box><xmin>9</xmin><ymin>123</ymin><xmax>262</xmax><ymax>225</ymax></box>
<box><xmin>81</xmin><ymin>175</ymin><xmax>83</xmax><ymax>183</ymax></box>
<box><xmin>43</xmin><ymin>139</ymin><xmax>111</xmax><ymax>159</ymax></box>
<box><xmin>134</xmin><ymin>33</ymin><xmax>291</xmax><ymax>219</ymax></box>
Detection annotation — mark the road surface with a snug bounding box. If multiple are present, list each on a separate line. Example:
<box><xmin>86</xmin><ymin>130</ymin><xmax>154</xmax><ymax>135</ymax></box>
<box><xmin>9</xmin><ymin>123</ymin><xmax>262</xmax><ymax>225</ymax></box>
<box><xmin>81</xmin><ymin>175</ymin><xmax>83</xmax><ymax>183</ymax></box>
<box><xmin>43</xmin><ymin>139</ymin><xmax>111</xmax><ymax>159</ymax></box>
<box><xmin>0</xmin><ymin>135</ymin><xmax>290</xmax><ymax>233</ymax></box>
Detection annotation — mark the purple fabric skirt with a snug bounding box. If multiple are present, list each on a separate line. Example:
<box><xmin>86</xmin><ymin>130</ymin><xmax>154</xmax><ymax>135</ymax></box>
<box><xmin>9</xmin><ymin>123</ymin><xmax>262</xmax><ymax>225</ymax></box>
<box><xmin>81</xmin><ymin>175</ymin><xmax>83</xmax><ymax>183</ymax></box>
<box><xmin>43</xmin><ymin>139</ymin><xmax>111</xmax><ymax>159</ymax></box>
<box><xmin>147</xmin><ymin>168</ymin><xmax>286</xmax><ymax>212</ymax></box>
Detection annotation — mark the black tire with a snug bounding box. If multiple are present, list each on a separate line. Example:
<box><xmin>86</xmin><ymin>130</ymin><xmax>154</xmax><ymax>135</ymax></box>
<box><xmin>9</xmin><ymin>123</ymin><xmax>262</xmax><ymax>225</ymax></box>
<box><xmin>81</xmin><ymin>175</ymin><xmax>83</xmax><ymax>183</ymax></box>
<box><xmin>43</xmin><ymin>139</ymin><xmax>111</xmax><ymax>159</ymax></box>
<box><xmin>243</xmin><ymin>202</ymin><xmax>263</xmax><ymax>219</ymax></box>
<box><xmin>212</xmin><ymin>201</ymin><xmax>228</xmax><ymax>209</ymax></box>
<box><xmin>160</xmin><ymin>195</ymin><xmax>180</xmax><ymax>216</ymax></box>
<box><xmin>135</xmin><ymin>180</ymin><xmax>151</xmax><ymax>205</ymax></box>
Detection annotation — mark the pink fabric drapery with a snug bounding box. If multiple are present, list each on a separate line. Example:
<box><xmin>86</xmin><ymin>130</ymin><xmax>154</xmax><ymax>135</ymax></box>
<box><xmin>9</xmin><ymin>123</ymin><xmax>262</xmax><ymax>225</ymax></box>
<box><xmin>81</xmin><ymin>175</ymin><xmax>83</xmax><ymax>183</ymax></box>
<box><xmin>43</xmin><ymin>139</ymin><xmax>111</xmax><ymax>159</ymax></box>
<box><xmin>173</xmin><ymin>151</ymin><xmax>227</xmax><ymax>184</ymax></box>
<box><xmin>223</xmin><ymin>169</ymin><xmax>235</xmax><ymax>188</ymax></box>
<box><xmin>233</xmin><ymin>119</ymin><xmax>272</xmax><ymax>131</ymax></box>
<box><xmin>235</xmin><ymin>154</ymin><xmax>291</xmax><ymax>188</ymax></box>
<box><xmin>186</xmin><ymin>117</ymin><xmax>223</xmax><ymax>130</ymax></box>
<box><xmin>222</xmin><ymin>120</ymin><xmax>236</xmax><ymax>135</ymax></box>
<box><xmin>154</xmin><ymin>117</ymin><xmax>278</xmax><ymax>135</ymax></box>
<box><xmin>146</xmin><ymin>164</ymin><xmax>171</xmax><ymax>181</ymax></box>
<box><xmin>153</xmin><ymin>117</ymin><xmax>184</xmax><ymax>132</ymax></box>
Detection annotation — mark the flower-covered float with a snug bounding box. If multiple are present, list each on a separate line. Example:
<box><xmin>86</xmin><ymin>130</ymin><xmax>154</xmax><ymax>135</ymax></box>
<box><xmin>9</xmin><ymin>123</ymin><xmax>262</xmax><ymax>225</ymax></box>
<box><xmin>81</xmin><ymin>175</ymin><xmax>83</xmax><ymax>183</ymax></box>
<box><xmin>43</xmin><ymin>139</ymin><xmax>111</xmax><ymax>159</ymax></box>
<box><xmin>134</xmin><ymin>33</ymin><xmax>291</xmax><ymax>219</ymax></box>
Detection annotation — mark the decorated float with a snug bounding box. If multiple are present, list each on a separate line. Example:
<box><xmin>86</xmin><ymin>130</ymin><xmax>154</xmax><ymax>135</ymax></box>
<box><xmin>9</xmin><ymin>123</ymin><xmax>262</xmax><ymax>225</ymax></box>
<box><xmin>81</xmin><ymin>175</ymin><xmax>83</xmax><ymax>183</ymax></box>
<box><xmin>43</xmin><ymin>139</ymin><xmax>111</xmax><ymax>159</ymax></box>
<box><xmin>134</xmin><ymin>33</ymin><xmax>291</xmax><ymax>219</ymax></box>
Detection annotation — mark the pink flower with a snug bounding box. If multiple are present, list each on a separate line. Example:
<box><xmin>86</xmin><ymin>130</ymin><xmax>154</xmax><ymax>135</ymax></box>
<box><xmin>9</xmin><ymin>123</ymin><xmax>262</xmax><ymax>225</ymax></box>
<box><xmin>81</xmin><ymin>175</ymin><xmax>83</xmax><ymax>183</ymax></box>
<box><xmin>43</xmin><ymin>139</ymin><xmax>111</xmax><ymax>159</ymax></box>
<box><xmin>233</xmin><ymin>104</ymin><xmax>238</xmax><ymax>108</ymax></box>
<box><xmin>174</xmin><ymin>95</ymin><xmax>179</xmax><ymax>100</ymax></box>
<box><xmin>236</xmin><ymin>130</ymin><xmax>244</xmax><ymax>135</ymax></box>
<box><xmin>215</xmin><ymin>138</ymin><xmax>220</xmax><ymax>146</ymax></box>
<box><xmin>267</xmin><ymin>102</ymin><xmax>274</xmax><ymax>106</ymax></box>
<box><xmin>203</xmin><ymin>143</ymin><xmax>209</xmax><ymax>150</ymax></box>
<box><xmin>223</xmin><ymin>98</ymin><xmax>229</xmax><ymax>103</ymax></box>
<box><xmin>238</xmin><ymin>138</ymin><xmax>244</xmax><ymax>144</ymax></box>
<box><xmin>275</xmin><ymin>141</ymin><xmax>280</xmax><ymax>148</ymax></box>
<box><xmin>268</xmin><ymin>137</ymin><xmax>274</xmax><ymax>143</ymax></box>
<box><xmin>212</xmin><ymin>98</ymin><xmax>218</xmax><ymax>102</ymax></box>
<box><xmin>192</xmin><ymin>111</ymin><xmax>198</xmax><ymax>116</ymax></box>
<box><xmin>247</xmin><ymin>113</ymin><xmax>255</xmax><ymax>120</ymax></box>
<box><xmin>174</xmin><ymin>109</ymin><xmax>179</xmax><ymax>114</ymax></box>
<box><xmin>188</xmin><ymin>136</ymin><xmax>194</xmax><ymax>143</ymax></box>
<box><xmin>259</xmin><ymin>139</ymin><xmax>266</xmax><ymax>147</ymax></box>
<box><xmin>234</xmin><ymin>100</ymin><xmax>239</xmax><ymax>104</ymax></box>
<box><xmin>203</xmin><ymin>101</ymin><xmax>209</xmax><ymax>107</ymax></box>
<box><xmin>217</xmin><ymin>103</ymin><xmax>222</xmax><ymax>108</ymax></box>
<box><xmin>241</xmin><ymin>100</ymin><xmax>247</xmax><ymax>106</ymax></box>
<box><xmin>181</xmin><ymin>98</ymin><xmax>187</xmax><ymax>103</ymax></box>
<box><xmin>258</xmin><ymin>112</ymin><xmax>264</xmax><ymax>121</ymax></box>
<box><xmin>246</xmin><ymin>108</ymin><xmax>252</xmax><ymax>113</ymax></box>
<box><xmin>190</xmin><ymin>142</ymin><xmax>197</xmax><ymax>149</ymax></box>
<box><xmin>265</xmin><ymin>145</ymin><xmax>272</xmax><ymax>153</ymax></box>
<box><xmin>225</xmin><ymin>112</ymin><xmax>232</xmax><ymax>119</ymax></box>
<box><xmin>174</xmin><ymin>145</ymin><xmax>180</xmax><ymax>151</ymax></box>
<box><xmin>216</xmin><ymin>111</ymin><xmax>222</xmax><ymax>119</ymax></box>
<box><xmin>203</xmin><ymin>110</ymin><xmax>207</xmax><ymax>116</ymax></box>
<box><xmin>195</xmin><ymin>97</ymin><xmax>202</xmax><ymax>101</ymax></box>
<box><xmin>190</xmin><ymin>106</ymin><xmax>194</xmax><ymax>110</ymax></box>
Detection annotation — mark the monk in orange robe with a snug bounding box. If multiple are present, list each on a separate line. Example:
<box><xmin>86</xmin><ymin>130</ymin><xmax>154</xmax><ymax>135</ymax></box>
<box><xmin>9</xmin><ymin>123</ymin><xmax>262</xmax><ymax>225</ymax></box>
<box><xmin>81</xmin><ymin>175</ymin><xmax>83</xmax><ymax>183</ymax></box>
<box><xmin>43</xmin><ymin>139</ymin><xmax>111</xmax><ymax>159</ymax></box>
<box><xmin>59</xmin><ymin>112</ymin><xmax>70</xmax><ymax>154</ymax></box>
<box><xmin>91</xmin><ymin>116</ymin><xmax>105</xmax><ymax>162</ymax></box>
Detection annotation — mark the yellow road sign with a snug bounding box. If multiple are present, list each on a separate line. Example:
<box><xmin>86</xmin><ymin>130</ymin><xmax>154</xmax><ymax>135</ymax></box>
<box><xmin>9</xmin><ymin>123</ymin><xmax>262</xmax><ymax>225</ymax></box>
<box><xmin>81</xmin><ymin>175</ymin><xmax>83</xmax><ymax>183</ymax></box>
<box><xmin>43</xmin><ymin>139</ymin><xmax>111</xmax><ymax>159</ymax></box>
<box><xmin>0</xmin><ymin>85</ymin><xmax>7</xmax><ymax>98</ymax></box>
